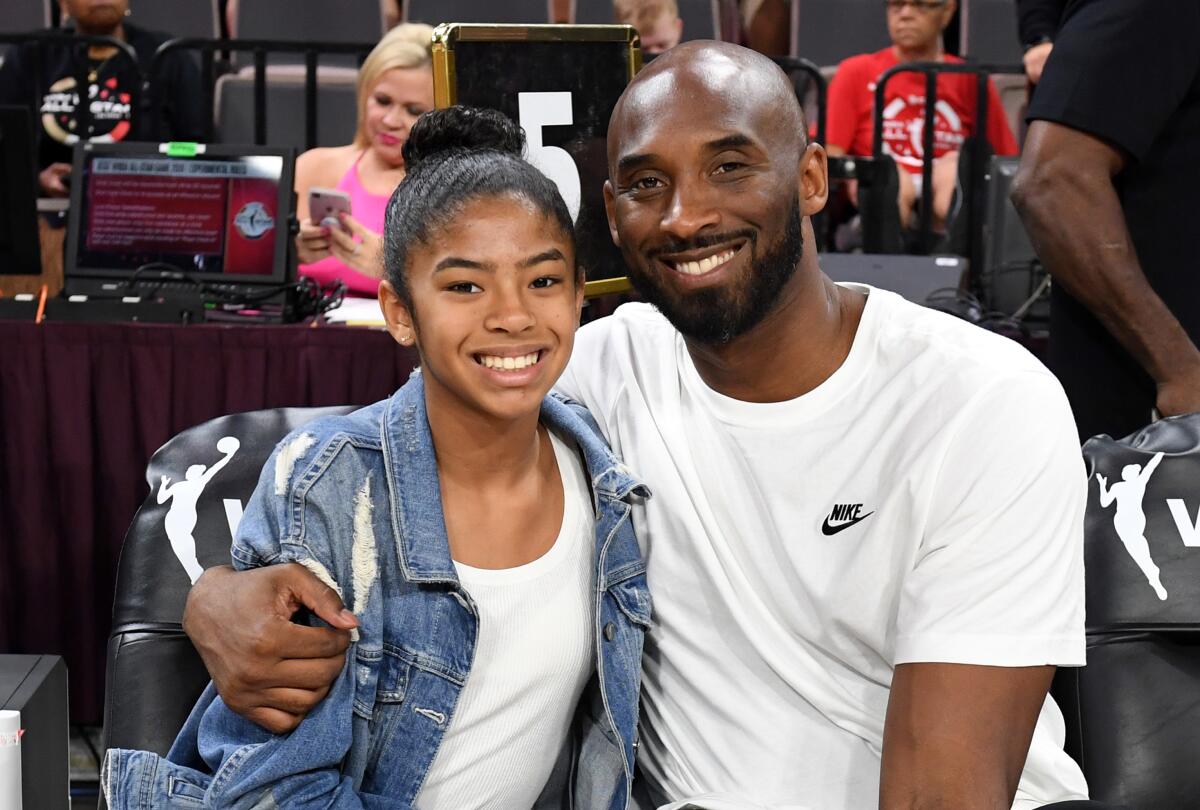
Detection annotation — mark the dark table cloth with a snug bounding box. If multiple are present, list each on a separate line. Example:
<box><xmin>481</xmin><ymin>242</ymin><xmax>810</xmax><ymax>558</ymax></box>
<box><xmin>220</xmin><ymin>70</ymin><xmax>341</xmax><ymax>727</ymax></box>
<box><xmin>0</xmin><ymin>320</ymin><xmax>419</xmax><ymax>723</ymax></box>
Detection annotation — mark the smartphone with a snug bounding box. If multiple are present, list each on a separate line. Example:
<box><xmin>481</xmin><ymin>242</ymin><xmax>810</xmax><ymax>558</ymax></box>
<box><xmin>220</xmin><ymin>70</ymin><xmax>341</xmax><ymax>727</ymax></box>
<box><xmin>308</xmin><ymin>187</ymin><xmax>352</xmax><ymax>230</ymax></box>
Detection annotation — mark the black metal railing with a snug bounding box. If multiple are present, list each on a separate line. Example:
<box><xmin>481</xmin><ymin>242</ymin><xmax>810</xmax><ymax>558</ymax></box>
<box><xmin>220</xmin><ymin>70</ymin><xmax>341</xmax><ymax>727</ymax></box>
<box><xmin>871</xmin><ymin>60</ymin><xmax>1024</xmax><ymax>270</ymax></box>
<box><xmin>149</xmin><ymin>38</ymin><xmax>375</xmax><ymax>151</ymax></box>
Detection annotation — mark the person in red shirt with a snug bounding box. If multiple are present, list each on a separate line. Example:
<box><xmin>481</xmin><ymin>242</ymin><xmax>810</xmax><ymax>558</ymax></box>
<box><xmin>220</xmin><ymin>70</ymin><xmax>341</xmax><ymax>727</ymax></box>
<box><xmin>825</xmin><ymin>0</ymin><xmax>1018</xmax><ymax>233</ymax></box>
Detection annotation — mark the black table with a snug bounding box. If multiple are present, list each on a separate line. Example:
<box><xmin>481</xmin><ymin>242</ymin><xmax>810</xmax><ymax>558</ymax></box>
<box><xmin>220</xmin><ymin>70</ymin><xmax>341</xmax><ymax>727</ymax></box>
<box><xmin>0</xmin><ymin>320</ymin><xmax>418</xmax><ymax>722</ymax></box>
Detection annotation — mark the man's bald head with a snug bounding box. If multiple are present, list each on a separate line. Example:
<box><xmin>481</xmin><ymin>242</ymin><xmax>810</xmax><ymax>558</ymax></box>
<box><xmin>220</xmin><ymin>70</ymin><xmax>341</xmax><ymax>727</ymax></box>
<box><xmin>601</xmin><ymin>41</ymin><xmax>827</xmax><ymax>347</ymax></box>
<box><xmin>609</xmin><ymin>41</ymin><xmax>807</xmax><ymax>173</ymax></box>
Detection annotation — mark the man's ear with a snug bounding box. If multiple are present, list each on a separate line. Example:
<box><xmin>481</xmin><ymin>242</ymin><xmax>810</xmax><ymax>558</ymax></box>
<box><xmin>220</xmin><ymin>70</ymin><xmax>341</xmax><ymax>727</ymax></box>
<box><xmin>799</xmin><ymin>142</ymin><xmax>829</xmax><ymax>218</ymax></box>
<box><xmin>378</xmin><ymin>279</ymin><xmax>417</xmax><ymax>348</ymax></box>
<box><xmin>603</xmin><ymin>179</ymin><xmax>621</xmax><ymax>248</ymax></box>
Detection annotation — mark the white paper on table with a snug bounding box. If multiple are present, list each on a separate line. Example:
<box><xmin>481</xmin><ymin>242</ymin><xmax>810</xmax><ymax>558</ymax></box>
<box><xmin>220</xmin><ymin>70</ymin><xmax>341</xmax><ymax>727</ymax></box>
<box><xmin>323</xmin><ymin>297</ymin><xmax>386</xmax><ymax>327</ymax></box>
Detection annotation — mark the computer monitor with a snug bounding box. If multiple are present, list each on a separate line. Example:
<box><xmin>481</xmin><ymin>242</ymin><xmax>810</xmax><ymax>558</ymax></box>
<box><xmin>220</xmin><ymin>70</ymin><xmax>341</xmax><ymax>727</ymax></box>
<box><xmin>0</xmin><ymin>106</ymin><xmax>43</xmax><ymax>276</ymax></box>
<box><xmin>64</xmin><ymin>141</ymin><xmax>295</xmax><ymax>297</ymax></box>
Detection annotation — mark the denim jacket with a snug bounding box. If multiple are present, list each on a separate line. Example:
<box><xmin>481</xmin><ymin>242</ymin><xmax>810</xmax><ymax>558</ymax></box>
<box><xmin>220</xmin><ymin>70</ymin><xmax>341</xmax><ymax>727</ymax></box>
<box><xmin>103</xmin><ymin>373</ymin><xmax>652</xmax><ymax>809</ymax></box>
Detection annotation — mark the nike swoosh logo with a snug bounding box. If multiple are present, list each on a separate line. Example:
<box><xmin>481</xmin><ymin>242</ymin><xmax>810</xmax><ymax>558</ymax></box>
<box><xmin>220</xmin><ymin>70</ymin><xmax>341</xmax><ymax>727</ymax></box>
<box><xmin>821</xmin><ymin>511</ymin><xmax>875</xmax><ymax>536</ymax></box>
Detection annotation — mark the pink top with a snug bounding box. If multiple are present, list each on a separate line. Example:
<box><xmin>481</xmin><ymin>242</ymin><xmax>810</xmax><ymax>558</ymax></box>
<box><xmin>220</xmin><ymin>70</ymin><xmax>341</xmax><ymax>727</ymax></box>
<box><xmin>299</xmin><ymin>152</ymin><xmax>392</xmax><ymax>297</ymax></box>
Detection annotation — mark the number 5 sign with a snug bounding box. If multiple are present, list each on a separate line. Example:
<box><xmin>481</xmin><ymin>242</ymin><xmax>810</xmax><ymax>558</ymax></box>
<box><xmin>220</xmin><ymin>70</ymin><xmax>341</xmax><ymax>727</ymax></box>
<box><xmin>431</xmin><ymin>23</ymin><xmax>642</xmax><ymax>292</ymax></box>
<box><xmin>519</xmin><ymin>92</ymin><xmax>581</xmax><ymax>223</ymax></box>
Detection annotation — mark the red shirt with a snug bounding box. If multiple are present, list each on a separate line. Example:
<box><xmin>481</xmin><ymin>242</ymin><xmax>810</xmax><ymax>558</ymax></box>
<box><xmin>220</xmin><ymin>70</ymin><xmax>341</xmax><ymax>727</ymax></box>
<box><xmin>825</xmin><ymin>48</ymin><xmax>1019</xmax><ymax>174</ymax></box>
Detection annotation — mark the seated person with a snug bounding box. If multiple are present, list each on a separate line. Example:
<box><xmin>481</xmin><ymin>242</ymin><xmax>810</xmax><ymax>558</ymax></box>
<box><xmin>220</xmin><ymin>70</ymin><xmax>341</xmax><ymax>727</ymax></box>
<box><xmin>0</xmin><ymin>0</ymin><xmax>205</xmax><ymax>198</ymax></box>
<box><xmin>294</xmin><ymin>23</ymin><xmax>434</xmax><ymax>297</ymax></box>
<box><xmin>825</xmin><ymin>0</ymin><xmax>1018</xmax><ymax>232</ymax></box>
<box><xmin>614</xmin><ymin>0</ymin><xmax>683</xmax><ymax>55</ymax></box>
<box><xmin>101</xmin><ymin>107</ymin><xmax>649</xmax><ymax>808</ymax></box>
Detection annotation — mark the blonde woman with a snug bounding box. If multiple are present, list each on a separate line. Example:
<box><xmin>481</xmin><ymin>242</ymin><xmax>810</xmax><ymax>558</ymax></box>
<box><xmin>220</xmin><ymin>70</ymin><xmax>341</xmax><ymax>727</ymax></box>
<box><xmin>295</xmin><ymin>23</ymin><xmax>435</xmax><ymax>295</ymax></box>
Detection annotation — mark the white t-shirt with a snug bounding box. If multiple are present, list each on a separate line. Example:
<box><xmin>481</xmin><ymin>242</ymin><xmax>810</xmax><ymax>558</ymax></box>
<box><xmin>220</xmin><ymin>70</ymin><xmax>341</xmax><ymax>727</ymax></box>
<box><xmin>556</xmin><ymin>286</ymin><xmax>1089</xmax><ymax>810</ymax></box>
<box><xmin>416</xmin><ymin>430</ymin><xmax>595</xmax><ymax>810</ymax></box>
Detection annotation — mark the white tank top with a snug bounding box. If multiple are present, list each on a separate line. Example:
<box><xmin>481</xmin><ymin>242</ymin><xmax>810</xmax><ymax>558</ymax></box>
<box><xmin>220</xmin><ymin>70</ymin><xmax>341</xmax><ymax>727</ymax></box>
<box><xmin>415</xmin><ymin>429</ymin><xmax>596</xmax><ymax>810</ymax></box>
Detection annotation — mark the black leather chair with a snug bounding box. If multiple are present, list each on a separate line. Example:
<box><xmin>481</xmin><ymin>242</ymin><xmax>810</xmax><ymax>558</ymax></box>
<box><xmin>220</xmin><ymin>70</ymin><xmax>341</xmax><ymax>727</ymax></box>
<box><xmin>1056</xmin><ymin>413</ymin><xmax>1200</xmax><ymax>808</ymax></box>
<box><xmin>101</xmin><ymin>406</ymin><xmax>355</xmax><ymax>759</ymax></box>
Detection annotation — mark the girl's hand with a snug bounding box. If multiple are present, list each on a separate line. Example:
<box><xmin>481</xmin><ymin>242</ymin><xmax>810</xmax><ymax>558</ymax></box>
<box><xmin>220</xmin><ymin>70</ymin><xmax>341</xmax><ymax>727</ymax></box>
<box><xmin>328</xmin><ymin>212</ymin><xmax>384</xmax><ymax>279</ymax></box>
<box><xmin>296</xmin><ymin>220</ymin><xmax>333</xmax><ymax>265</ymax></box>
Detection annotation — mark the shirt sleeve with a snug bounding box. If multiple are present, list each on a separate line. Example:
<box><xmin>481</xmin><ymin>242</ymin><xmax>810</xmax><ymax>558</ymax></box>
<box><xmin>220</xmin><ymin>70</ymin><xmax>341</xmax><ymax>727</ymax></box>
<box><xmin>984</xmin><ymin>78</ymin><xmax>1020</xmax><ymax>156</ymax></box>
<box><xmin>1016</xmin><ymin>0</ymin><xmax>1066</xmax><ymax>45</ymax></box>
<box><xmin>1026</xmin><ymin>0</ymin><xmax>1200</xmax><ymax>162</ymax></box>
<box><xmin>824</xmin><ymin>57</ymin><xmax>865</xmax><ymax>154</ymax></box>
<box><xmin>894</xmin><ymin>371</ymin><xmax>1087</xmax><ymax>667</ymax></box>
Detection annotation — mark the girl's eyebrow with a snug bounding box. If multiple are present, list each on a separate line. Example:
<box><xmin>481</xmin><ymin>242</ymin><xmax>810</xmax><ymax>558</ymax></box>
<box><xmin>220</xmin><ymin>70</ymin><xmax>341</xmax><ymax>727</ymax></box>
<box><xmin>519</xmin><ymin>248</ymin><xmax>566</xmax><ymax>268</ymax></box>
<box><xmin>433</xmin><ymin>256</ymin><xmax>490</xmax><ymax>273</ymax></box>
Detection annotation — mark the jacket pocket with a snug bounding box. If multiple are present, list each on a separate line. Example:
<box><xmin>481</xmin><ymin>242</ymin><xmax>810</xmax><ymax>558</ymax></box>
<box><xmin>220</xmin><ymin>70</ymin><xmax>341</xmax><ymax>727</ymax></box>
<box><xmin>167</xmin><ymin>775</ymin><xmax>208</xmax><ymax>804</ymax></box>
<box><xmin>606</xmin><ymin>566</ymin><xmax>653</xmax><ymax>630</ymax></box>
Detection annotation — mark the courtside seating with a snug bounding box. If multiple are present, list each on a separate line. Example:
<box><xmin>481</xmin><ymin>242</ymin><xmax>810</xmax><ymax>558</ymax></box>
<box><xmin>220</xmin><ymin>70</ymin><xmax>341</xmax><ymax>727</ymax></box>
<box><xmin>236</xmin><ymin>0</ymin><xmax>383</xmax><ymax>67</ymax></box>
<box><xmin>2</xmin><ymin>0</ymin><xmax>49</xmax><ymax>34</ymax></box>
<box><xmin>127</xmin><ymin>0</ymin><xmax>219</xmax><ymax>40</ymax></box>
<box><xmin>572</xmin><ymin>0</ymin><xmax>720</xmax><ymax>41</ymax></box>
<box><xmin>990</xmin><ymin>71</ymin><xmax>1027</xmax><ymax>145</ymax></box>
<box><xmin>1055</xmin><ymin>413</ymin><xmax>1200</xmax><ymax>808</ymax></box>
<box><xmin>959</xmin><ymin>0</ymin><xmax>1022</xmax><ymax>64</ymax></box>
<box><xmin>103</xmin><ymin>407</ymin><xmax>355</xmax><ymax>758</ymax></box>
<box><xmin>404</xmin><ymin>0</ymin><xmax>551</xmax><ymax>25</ymax></box>
<box><xmin>214</xmin><ymin>73</ymin><xmax>359</xmax><ymax>149</ymax></box>
<box><xmin>790</xmin><ymin>0</ymin><xmax>890</xmax><ymax>67</ymax></box>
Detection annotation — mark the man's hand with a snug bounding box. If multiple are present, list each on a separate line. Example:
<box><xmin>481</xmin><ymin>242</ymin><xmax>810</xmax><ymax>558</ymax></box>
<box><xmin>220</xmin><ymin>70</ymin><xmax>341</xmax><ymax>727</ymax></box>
<box><xmin>183</xmin><ymin>563</ymin><xmax>358</xmax><ymax>734</ymax></box>
<box><xmin>1156</xmin><ymin>362</ymin><xmax>1200</xmax><ymax>418</ymax></box>
<box><xmin>879</xmin><ymin>663</ymin><xmax>1054</xmax><ymax>809</ymax></box>
<box><xmin>38</xmin><ymin>163</ymin><xmax>72</xmax><ymax>198</ymax></box>
<box><xmin>1023</xmin><ymin>41</ymin><xmax>1053</xmax><ymax>85</ymax></box>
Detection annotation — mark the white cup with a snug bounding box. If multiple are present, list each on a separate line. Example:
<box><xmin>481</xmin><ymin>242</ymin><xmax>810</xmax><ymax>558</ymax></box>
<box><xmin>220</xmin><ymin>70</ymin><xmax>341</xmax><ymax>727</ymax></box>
<box><xmin>0</xmin><ymin>710</ymin><xmax>21</xmax><ymax>810</ymax></box>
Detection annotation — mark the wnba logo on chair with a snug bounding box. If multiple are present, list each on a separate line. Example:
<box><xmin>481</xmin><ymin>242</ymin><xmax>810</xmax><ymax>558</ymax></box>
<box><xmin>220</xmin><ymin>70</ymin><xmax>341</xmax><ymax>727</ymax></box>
<box><xmin>1095</xmin><ymin>450</ymin><xmax>1200</xmax><ymax>601</ymax></box>
<box><xmin>158</xmin><ymin>437</ymin><xmax>244</xmax><ymax>584</ymax></box>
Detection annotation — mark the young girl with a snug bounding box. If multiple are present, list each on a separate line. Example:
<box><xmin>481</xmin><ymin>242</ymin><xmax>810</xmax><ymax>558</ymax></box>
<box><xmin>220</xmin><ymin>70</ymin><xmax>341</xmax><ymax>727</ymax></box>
<box><xmin>102</xmin><ymin>107</ymin><xmax>651</xmax><ymax>809</ymax></box>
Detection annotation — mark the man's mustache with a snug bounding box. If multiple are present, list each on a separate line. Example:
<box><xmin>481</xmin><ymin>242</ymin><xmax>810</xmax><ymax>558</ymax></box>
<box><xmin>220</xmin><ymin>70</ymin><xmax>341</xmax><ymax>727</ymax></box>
<box><xmin>645</xmin><ymin>229</ymin><xmax>757</xmax><ymax>261</ymax></box>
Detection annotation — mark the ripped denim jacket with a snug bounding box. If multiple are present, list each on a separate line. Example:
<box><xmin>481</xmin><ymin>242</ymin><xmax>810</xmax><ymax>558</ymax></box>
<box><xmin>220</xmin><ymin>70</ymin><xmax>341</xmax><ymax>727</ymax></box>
<box><xmin>103</xmin><ymin>373</ymin><xmax>652</xmax><ymax>809</ymax></box>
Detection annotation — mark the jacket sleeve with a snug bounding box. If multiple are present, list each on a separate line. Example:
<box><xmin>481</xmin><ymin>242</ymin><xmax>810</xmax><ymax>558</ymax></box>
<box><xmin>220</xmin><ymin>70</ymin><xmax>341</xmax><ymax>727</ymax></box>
<box><xmin>193</xmin><ymin>431</ymin><xmax>391</xmax><ymax>808</ymax></box>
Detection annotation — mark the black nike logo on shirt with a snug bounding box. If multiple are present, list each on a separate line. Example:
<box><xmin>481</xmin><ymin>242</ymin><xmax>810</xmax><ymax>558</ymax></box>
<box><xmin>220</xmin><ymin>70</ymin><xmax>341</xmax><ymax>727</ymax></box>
<box><xmin>821</xmin><ymin>503</ymin><xmax>875</xmax><ymax>535</ymax></box>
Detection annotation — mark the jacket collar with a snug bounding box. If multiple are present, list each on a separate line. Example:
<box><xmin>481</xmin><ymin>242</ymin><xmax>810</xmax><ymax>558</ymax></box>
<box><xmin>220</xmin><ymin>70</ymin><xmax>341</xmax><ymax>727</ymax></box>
<box><xmin>380</xmin><ymin>372</ymin><xmax>648</xmax><ymax>583</ymax></box>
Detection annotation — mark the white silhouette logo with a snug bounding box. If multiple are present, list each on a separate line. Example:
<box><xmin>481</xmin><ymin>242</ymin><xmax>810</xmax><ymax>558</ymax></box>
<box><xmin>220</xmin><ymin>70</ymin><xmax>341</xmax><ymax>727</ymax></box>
<box><xmin>1096</xmin><ymin>451</ymin><xmax>1168</xmax><ymax>600</ymax></box>
<box><xmin>157</xmin><ymin>436</ymin><xmax>240</xmax><ymax>583</ymax></box>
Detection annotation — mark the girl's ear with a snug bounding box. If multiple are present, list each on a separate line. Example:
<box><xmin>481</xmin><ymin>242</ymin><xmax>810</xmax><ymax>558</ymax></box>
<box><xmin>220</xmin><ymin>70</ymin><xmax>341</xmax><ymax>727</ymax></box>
<box><xmin>379</xmin><ymin>279</ymin><xmax>417</xmax><ymax>348</ymax></box>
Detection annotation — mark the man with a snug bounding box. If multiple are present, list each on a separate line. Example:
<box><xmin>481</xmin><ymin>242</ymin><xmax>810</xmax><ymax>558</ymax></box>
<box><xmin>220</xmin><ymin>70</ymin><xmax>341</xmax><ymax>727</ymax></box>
<box><xmin>614</xmin><ymin>0</ymin><xmax>684</xmax><ymax>56</ymax></box>
<box><xmin>825</xmin><ymin>0</ymin><xmax>1018</xmax><ymax>232</ymax></box>
<box><xmin>0</xmin><ymin>0</ymin><xmax>204</xmax><ymax>197</ymax></box>
<box><xmin>186</xmin><ymin>43</ymin><xmax>1105</xmax><ymax>808</ymax></box>
<box><xmin>1012</xmin><ymin>0</ymin><xmax>1200</xmax><ymax>443</ymax></box>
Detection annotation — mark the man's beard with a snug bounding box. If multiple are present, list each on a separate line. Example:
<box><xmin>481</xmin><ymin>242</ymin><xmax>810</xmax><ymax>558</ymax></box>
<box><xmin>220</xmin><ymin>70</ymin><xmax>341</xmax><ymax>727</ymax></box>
<box><xmin>625</xmin><ymin>195</ymin><xmax>803</xmax><ymax>345</ymax></box>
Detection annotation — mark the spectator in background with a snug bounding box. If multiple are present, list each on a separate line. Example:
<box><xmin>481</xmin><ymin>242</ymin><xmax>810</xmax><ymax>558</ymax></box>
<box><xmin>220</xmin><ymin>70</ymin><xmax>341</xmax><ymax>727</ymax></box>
<box><xmin>825</xmin><ymin>0</ymin><xmax>1017</xmax><ymax>233</ymax></box>
<box><xmin>0</xmin><ymin>0</ymin><xmax>204</xmax><ymax>197</ymax></box>
<box><xmin>294</xmin><ymin>23</ymin><xmax>434</xmax><ymax>297</ymax></box>
<box><xmin>614</xmin><ymin>0</ymin><xmax>683</xmax><ymax>55</ymax></box>
<box><xmin>1016</xmin><ymin>0</ymin><xmax>1066</xmax><ymax>85</ymax></box>
<box><xmin>1013</xmin><ymin>0</ymin><xmax>1200</xmax><ymax>442</ymax></box>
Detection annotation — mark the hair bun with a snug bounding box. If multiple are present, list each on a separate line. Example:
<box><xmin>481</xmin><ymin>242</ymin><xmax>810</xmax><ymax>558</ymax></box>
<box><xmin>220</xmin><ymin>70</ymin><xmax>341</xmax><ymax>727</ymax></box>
<box><xmin>402</xmin><ymin>106</ymin><xmax>525</xmax><ymax>170</ymax></box>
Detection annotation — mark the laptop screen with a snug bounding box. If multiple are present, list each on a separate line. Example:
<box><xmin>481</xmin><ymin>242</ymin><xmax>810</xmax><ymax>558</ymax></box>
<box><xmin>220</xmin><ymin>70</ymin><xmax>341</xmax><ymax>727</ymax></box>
<box><xmin>65</xmin><ymin>142</ymin><xmax>295</xmax><ymax>288</ymax></box>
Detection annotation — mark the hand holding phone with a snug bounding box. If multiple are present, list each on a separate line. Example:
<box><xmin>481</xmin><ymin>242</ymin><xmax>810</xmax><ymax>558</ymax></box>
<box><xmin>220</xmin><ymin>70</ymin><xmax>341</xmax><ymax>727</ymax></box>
<box><xmin>308</xmin><ymin>187</ymin><xmax>352</xmax><ymax>232</ymax></box>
